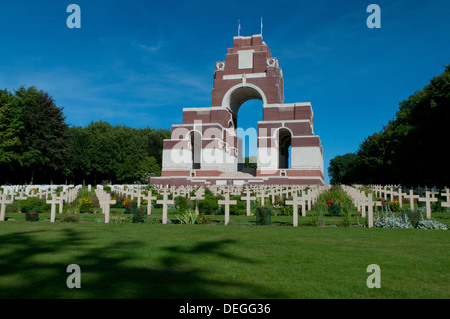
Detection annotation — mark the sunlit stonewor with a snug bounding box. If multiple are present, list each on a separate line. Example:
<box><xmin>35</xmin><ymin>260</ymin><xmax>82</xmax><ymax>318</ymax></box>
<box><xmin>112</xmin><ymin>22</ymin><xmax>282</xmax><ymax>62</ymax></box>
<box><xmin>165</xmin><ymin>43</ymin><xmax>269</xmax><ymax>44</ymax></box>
<box><xmin>157</xmin><ymin>34</ymin><xmax>324</xmax><ymax>187</ymax></box>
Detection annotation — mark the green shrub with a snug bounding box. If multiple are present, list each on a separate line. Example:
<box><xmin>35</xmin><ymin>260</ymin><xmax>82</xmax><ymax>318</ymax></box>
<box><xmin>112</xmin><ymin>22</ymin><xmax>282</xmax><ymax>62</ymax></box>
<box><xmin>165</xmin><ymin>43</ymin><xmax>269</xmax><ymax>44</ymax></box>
<box><xmin>230</xmin><ymin>196</ymin><xmax>246</xmax><ymax>215</ymax></box>
<box><xmin>196</xmin><ymin>214</ymin><xmax>212</xmax><ymax>224</ymax></box>
<box><xmin>431</xmin><ymin>199</ymin><xmax>446</xmax><ymax>212</ymax></box>
<box><xmin>256</xmin><ymin>207</ymin><xmax>271</xmax><ymax>225</ymax></box>
<box><xmin>110</xmin><ymin>215</ymin><xmax>133</xmax><ymax>224</ymax></box>
<box><xmin>77</xmin><ymin>187</ymin><xmax>100</xmax><ymax>213</ymax></box>
<box><xmin>317</xmin><ymin>186</ymin><xmax>353</xmax><ymax>208</ymax></box>
<box><xmin>389</xmin><ymin>200</ymin><xmax>400</xmax><ymax>212</ymax></box>
<box><xmin>198</xmin><ymin>194</ymin><xmax>220</xmax><ymax>214</ymax></box>
<box><xmin>124</xmin><ymin>199</ymin><xmax>137</xmax><ymax>214</ymax></box>
<box><xmin>417</xmin><ymin>219</ymin><xmax>448</xmax><ymax>230</ymax></box>
<box><xmin>310</xmin><ymin>211</ymin><xmax>319</xmax><ymax>226</ymax></box>
<box><xmin>174</xmin><ymin>196</ymin><xmax>188</xmax><ymax>213</ymax></box>
<box><xmin>373</xmin><ymin>214</ymin><xmax>413</xmax><ymax>229</ymax></box>
<box><xmin>326</xmin><ymin>201</ymin><xmax>341</xmax><ymax>216</ymax></box>
<box><xmin>177</xmin><ymin>210</ymin><xmax>198</xmax><ymax>224</ymax></box>
<box><xmin>339</xmin><ymin>204</ymin><xmax>352</xmax><ymax>227</ymax></box>
<box><xmin>132</xmin><ymin>206</ymin><xmax>147</xmax><ymax>223</ymax></box>
<box><xmin>20</xmin><ymin>197</ymin><xmax>50</xmax><ymax>214</ymax></box>
<box><xmin>276</xmin><ymin>204</ymin><xmax>293</xmax><ymax>216</ymax></box>
<box><xmin>402</xmin><ymin>209</ymin><xmax>423</xmax><ymax>228</ymax></box>
<box><xmin>61</xmin><ymin>212</ymin><xmax>80</xmax><ymax>223</ymax></box>
<box><xmin>111</xmin><ymin>192</ymin><xmax>126</xmax><ymax>208</ymax></box>
<box><xmin>25</xmin><ymin>210</ymin><xmax>39</xmax><ymax>222</ymax></box>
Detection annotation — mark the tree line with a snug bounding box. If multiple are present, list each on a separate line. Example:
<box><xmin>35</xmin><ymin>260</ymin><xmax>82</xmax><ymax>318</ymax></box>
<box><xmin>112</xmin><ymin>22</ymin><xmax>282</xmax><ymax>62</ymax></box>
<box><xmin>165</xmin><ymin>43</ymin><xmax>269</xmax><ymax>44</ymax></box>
<box><xmin>328</xmin><ymin>65</ymin><xmax>450</xmax><ymax>187</ymax></box>
<box><xmin>0</xmin><ymin>86</ymin><xmax>171</xmax><ymax>185</ymax></box>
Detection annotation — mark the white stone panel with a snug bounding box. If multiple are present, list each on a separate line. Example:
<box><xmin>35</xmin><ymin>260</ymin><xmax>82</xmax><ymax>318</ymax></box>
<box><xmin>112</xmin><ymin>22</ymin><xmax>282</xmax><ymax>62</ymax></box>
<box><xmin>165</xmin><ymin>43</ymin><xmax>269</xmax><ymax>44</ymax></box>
<box><xmin>291</xmin><ymin>146</ymin><xmax>323</xmax><ymax>172</ymax></box>
<box><xmin>257</xmin><ymin>147</ymin><xmax>278</xmax><ymax>169</ymax></box>
<box><xmin>162</xmin><ymin>148</ymin><xmax>192</xmax><ymax>170</ymax></box>
<box><xmin>238</xmin><ymin>50</ymin><xmax>254</xmax><ymax>69</ymax></box>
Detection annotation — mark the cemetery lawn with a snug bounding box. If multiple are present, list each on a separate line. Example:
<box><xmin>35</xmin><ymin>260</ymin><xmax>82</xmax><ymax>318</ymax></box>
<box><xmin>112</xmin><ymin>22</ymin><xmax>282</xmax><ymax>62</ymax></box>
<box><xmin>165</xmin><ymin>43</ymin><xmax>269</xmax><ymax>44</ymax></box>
<box><xmin>1</xmin><ymin>212</ymin><xmax>449</xmax><ymax>299</ymax></box>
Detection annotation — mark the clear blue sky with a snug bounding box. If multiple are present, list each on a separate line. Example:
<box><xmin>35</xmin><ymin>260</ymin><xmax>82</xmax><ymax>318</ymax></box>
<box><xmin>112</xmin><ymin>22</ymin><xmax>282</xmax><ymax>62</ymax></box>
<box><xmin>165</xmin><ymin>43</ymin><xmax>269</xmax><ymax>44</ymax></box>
<box><xmin>1</xmin><ymin>0</ymin><xmax>449</xmax><ymax>184</ymax></box>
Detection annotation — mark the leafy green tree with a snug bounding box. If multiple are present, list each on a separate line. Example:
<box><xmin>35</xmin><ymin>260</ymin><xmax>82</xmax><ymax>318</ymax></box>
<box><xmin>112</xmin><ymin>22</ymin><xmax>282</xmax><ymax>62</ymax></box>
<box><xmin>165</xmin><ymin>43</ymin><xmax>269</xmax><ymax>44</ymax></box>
<box><xmin>329</xmin><ymin>64</ymin><xmax>450</xmax><ymax>187</ymax></box>
<box><xmin>65</xmin><ymin>126</ymin><xmax>91</xmax><ymax>184</ymax></box>
<box><xmin>83</xmin><ymin>121</ymin><xmax>121</xmax><ymax>184</ymax></box>
<box><xmin>118</xmin><ymin>155</ymin><xmax>160</xmax><ymax>183</ymax></box>
<box><xmin>0</xmin><ymin>89</ymin><xmax>23</xmax><ymax>180</ymax></box>
<box><xmin>14</xmin><ymin>86</ymin><xmax>68</xmax><ymax>184</ymax></box>
<box><xmin>328</xmin><ymin>153</ymin><xmax>358</xmax><ymax>185</ymax></box>
<box><xmin>0</xmin><ymin>85</ymin><xmax>171</xmax><ymax>185</ymax></box>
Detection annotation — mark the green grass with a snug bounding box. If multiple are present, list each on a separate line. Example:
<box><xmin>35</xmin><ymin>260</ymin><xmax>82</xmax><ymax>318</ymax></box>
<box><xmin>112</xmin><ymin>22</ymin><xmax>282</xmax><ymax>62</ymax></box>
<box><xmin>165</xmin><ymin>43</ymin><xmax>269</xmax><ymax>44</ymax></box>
<box><xmin>1</xmin><ymin>209</ymin><xmax>449</xmax><ymax>299</ymax></box>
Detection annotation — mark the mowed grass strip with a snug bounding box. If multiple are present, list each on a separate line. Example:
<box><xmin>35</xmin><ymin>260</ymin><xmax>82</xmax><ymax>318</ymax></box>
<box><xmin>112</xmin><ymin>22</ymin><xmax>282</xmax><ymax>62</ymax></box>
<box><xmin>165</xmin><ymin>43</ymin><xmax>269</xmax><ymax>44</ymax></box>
<box><xmin>0</xmin><ymin>219</ymin><xmax>448</xmax><ymax>299</ymax></box>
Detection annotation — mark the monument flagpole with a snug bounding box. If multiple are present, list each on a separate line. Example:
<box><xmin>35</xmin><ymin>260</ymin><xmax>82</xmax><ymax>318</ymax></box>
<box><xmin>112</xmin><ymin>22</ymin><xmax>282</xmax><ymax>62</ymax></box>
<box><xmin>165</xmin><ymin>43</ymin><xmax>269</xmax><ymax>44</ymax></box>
<box><xmin>261</xmin><ymin>17</ymin><xmax>263</xmax><ymax>36</ymax></box>
<box><xmin>238</xmin><ymin>19</ymin><xmax>241</xmax><ymax>36</ymax></box>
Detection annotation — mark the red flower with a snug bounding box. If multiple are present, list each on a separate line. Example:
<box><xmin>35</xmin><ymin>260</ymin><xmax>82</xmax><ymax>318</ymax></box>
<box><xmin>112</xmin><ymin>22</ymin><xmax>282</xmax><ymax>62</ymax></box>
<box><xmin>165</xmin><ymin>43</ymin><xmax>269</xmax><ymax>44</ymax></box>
<box><xmin>326</xmin><ymin>200</ymin><xmax>333</xmax><ymax>204</ymax></box>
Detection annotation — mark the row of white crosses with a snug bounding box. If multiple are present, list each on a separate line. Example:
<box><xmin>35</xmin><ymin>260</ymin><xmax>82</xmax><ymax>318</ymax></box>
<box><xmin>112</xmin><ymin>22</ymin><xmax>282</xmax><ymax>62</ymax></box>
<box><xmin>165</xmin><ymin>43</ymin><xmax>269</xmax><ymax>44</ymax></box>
<box><xmin>153</xmin><ymin>184</ymin><xmax>328</xmax><ymax>226</ymax></box>
<box><xmin>1</xmin><ymin>185</ymin><xmax>80</xmax><ymax>222</ymax></box>
<box><xmin>113</xmin><ymin>184</ymin><xmax>445</xmax><ymax>225</ymax></box>
<box><xmin>341</xmin><ymin>185</ymin><xmax>380</xmax><ymax>228</ymax></box>
<box><xmin>94</xmin><ymin>188</ymin><xmax>116</xmax><ymax>223</ymax></box>
<box><xmin>45</xmin><ymin>187</ymin><xmax>80</xmax><ymax>222</ymax></box>
<box><xmin>284</xmin><ymin>185</ymin><xmax>330</xmax><ymax>226</ymax></box>
<box><xmin>368</xmin><ymin>184</ymin><xmax>450</xmax><ymax>219</ymax></box>
<box><xmin>111</xmin><ymin>185</ymin><xmax>159</xmax><ymax>216</ymax></box>
<box><xmin>212</xmin><ymin>184</ymin><xmax>330</xmax><ymax>226</ymax></box>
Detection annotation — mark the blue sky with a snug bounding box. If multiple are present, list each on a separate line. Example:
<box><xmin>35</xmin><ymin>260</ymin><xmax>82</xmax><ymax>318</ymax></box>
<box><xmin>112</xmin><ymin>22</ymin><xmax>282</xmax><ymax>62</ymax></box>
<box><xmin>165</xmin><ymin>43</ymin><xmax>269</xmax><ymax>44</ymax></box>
<box><xmin>1</xmin><ymin>0</ymin><xmax>449</xmax><ymax>184</ymax></box>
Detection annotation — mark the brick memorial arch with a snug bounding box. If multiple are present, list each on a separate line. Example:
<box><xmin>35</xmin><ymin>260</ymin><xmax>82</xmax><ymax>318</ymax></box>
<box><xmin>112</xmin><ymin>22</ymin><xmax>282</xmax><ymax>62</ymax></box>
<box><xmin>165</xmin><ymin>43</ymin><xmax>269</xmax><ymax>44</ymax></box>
<box><xmin>156</xmin><ymin>34</ymin><xmax>324</xmax><ymax>186</ymax></box>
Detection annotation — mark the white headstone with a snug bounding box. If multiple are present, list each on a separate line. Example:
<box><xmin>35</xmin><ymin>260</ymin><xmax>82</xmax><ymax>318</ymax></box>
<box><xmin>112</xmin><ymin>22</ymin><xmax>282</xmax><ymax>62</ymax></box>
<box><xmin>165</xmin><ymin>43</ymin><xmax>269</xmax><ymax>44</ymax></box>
<box><xmin>46</xmin><ymin>195</ymin><xmax>59</xmax><ymax>223</ymax></box>
<box><xmin>157</xmin><ymin>189</ymin><xmax>174</xmax><ymax>224</ymax></box>
<box><xmin>218</xmin><ymin>192</ymin><xmax>237</xmax><ymax>226</ymax></box>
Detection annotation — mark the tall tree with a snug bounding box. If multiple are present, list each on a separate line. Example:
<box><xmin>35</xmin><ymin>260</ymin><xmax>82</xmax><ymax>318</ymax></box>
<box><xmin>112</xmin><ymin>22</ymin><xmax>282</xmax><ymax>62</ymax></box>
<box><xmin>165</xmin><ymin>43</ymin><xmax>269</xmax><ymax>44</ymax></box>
<box><xmin>329</xmin><ymin>65</ymin><xmax>450</xmax><ymax>187</ymax></box>
<box><xmin>14</xmin><ymin>86</ymin><xmax>69</xmax><ymax>184</ymax></box>
<box><xmin>328</xmin><ymin>153</ymin><xmax>358</xmax><ymax>185</ymax></box>
<box><xmin>0</xmin><ymin>89</ymin><xmax>23</xmax><ymax>183</ymax></box>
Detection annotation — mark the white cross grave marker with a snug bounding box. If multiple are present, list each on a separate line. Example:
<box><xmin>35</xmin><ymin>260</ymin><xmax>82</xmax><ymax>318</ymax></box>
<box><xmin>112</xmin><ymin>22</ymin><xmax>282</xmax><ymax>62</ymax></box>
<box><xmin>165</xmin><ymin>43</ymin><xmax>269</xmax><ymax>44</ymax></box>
<box><xmin>144</xmin><ymin>190</ymin><xmax>157</xmax><ymax>215</ymax></box>
<box><xmin>367</xmin><ymin>193</ymin><xmax>375</xmax><ymax>228</ymax></box>
<box><xmin>0</xmin><ymin>193</ymin><xmax>14</xmax><ymax>221</ymax></box>
<box><xmin>397</xmin><ymin>187</ymin><xmax>407</xmax><ymax>208</ymax></box>
<box><xmin>418</xmin><ymin>191</ymin><xmax>438</xmax><ymax>219</ymax></box>
<box><xmin>46</xmin><ymin>195</ymin><xmax>59</xmax><ymax>223</ymax></box>
<box><xmin>101</xmin><ymin>195</ymin><xmax>116</xmax><ymax>224</ymax></box>
<box><xmin>405</xmin><ymin>188</ymin><xmax>420</xmax><ymax>211</ymax></box>
<box><xmin>218</xmin><ymin>191</ymin><xmax>237</xmax><ymax>225</ymax></box>
<box><xmin>441</xmin><ymin>187</ymin><xmax>450</xmax><ymax>208</ymax></box>
<box><xmin>241</xmin><ymin>188</ymin><xmax>256</xmax><ymax>217</ymax></box>
<box><xmin>157</xmin><ymin>189</ymin><xmax>174</xmax><ymax>224</ymax></box>
<box><xmin>191</xmin><ymin>187</ymin><xmax>205</xmax><ymax>216</ymax></box>
<box><xmin>285</xmin><ymin>193</ymin><xmax>304</xmax><ymax>227</ymax></box>
<box><xmin>257</xmin><ymin>189</ymin><xmax>269</xmax><ymax>207</ymax></box>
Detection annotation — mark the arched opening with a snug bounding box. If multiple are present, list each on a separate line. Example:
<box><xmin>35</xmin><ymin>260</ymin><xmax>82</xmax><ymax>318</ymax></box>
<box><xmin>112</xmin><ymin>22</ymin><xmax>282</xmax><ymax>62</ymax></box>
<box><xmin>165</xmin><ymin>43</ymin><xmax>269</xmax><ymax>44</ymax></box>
<box><xmin>278</xmin><ymin>128</ymin><xmax>292</xmax><ymax>169</ymax></box>
<box><xmin>236</xmin><ymin>99</ymin><xmax>262</xmax><ymax>175</ymax></box>
<box><xmin>221</xmin><ymin>83</ymin><xmax>267</xmax><ymax>116</ymax></box>
<box><xmin>189</xmin><ymin>131</ymin><xmax>202</xmax><ymax>170</ymax></box>
<box><xmin>221</xmin><ymin>84</ymin><xmax>266</xmax><ymax>175</ymax></box>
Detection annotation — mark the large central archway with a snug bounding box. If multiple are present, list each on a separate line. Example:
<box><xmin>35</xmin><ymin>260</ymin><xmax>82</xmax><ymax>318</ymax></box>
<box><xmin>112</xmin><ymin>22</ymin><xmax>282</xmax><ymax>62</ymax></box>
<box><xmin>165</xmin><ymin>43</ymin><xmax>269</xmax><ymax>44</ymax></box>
<box><xmin>221</xmin><ymin>83</ymin><xmax>266</xmax><ymax>174</ymax></box>
<box><xmin>236</xmin><ymin>99</ymin><xmax>262</xmax><ymax>175</ymax></box>
<box><xmin>221</xmin><ymin>83</ymin><xmax>267</xmax><ymax>115</ymax></box>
